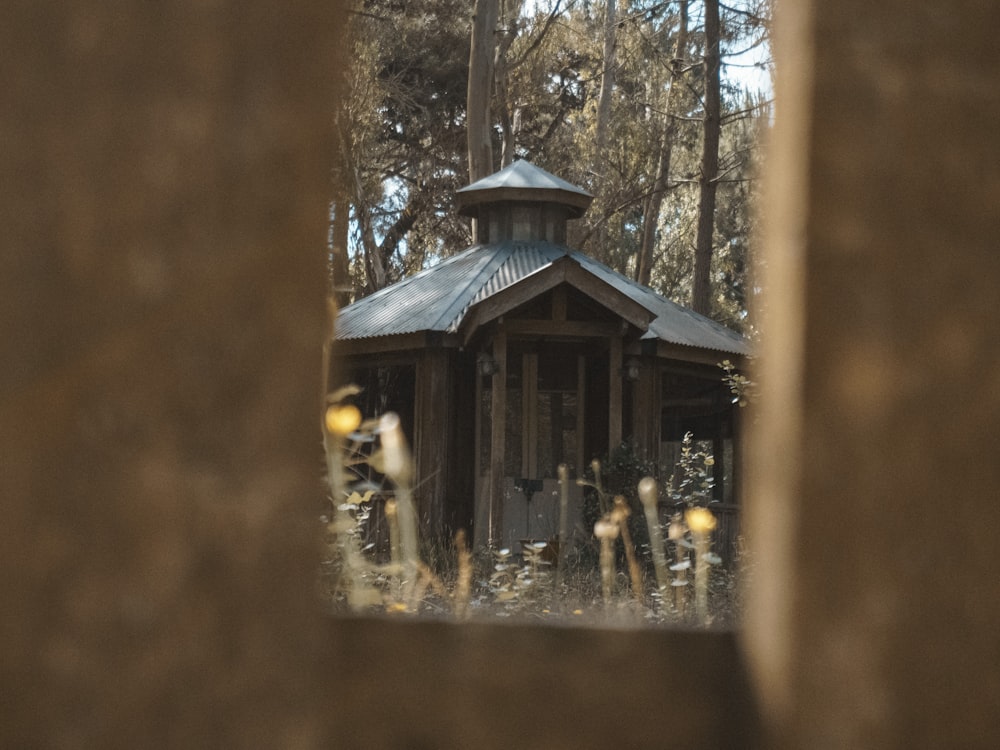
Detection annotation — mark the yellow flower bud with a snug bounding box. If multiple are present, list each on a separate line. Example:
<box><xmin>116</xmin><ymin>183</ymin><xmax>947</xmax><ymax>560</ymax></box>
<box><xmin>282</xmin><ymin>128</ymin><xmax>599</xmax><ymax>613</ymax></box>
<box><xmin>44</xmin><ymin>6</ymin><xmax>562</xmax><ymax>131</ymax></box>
<box><xmin>685</xmin><ymin>507</ymin><xmax>717</xmax><ymax>534</ymax></box>
<box><xmin>325</xmin><ymin>403</ymin><xmax>362</xmax><ymax>436</ymax></box>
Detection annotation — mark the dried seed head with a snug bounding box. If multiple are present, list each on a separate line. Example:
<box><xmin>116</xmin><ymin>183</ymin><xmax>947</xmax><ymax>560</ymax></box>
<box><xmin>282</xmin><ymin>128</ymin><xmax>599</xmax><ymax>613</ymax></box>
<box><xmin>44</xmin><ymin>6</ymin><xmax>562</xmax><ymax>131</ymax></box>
<box><xmin>668</xmin><ymin>513</ymin><xmax>685</xmax><ymax>540</ymax></box>
<box><xmin>594</xmin><ymin>519</ymin><xmax>620</xmax><ymax>540</ymax></box>
<box><xmin>638</xmin><ymin>477</ymin><xmax>658</xmax><ymax>508</ymax></box>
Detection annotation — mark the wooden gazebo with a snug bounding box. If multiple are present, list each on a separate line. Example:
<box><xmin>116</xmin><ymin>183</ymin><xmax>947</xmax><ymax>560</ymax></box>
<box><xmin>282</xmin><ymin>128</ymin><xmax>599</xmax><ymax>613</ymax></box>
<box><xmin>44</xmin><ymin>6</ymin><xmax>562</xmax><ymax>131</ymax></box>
<box><xmin>334</xmin><ymin>161</ymin><xmax>749</xmax><ymax>550</ymax></box>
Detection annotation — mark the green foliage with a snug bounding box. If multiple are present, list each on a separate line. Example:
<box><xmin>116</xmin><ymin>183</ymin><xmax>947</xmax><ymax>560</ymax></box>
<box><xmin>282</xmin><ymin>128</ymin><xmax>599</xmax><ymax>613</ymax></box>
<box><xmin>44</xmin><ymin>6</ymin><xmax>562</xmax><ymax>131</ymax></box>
<box><xmin>339</xmin><ymin>0</ymin><xmax>473</xmax><ymax>296</ymax></box>
<box><xmin>337</xmin><ymin>0</ymin><xmax>773</xmax><ymax>325</ymax></box>
<box><xmin>720</xmin><ymin>358</ymin><xmax>756</xmax><ymax>407</ymax></box>
<box><xmin>666</xmin><ymin>431</ymin><xmax>717</xmax><ymax>509</ymax></box>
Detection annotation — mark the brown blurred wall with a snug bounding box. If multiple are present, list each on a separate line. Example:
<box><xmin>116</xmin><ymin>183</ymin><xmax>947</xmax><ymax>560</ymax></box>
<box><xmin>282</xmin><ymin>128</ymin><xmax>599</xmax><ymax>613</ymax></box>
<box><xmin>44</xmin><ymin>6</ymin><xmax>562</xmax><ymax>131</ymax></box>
<box><xmin>744</xmin><ymin>0</ymin><xmax>1000</xmax><ymax>747</ymax></box>
<box><xmin>4</xmin><ymin>0</ymin><xmax>1000</xmax><ymax>748</ymax></box>
<box><xmin>2</xmin><ymin>2</ymin><xmax>344</xmax><ymax>746</ymax></box>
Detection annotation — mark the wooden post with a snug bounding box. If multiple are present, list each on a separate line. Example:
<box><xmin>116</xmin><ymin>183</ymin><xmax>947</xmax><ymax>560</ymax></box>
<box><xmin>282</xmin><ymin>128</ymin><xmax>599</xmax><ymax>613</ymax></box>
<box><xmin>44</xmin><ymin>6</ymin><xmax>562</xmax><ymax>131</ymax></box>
<box><xmin>523</xmin><ymin>352</ymin><xmax>538</xmax><ymax>479</ymax></box>
<box><xmin>631</xmin><ymin>359</ymin><xmax>659</xmax><ymax>462</ymax></box>
<box><xmin>549</xmin><ymin>392</ymin><xmax>563</xmax><ymax>478</ymax></box>
<box><xmin>609</xmin><ymin>335</ymin><xmax>623</xmax><ymax>450</ymax></box>
<box><xmin>731</xmin><ymin>403</ymin><xmax>742</xmax><ymax>505</ymax></box>
<box><xmin>713</xmin><ymin>431</ymin><xmax>725</xmax><ymax>503</ymax></box>
<box><xmin>474</xmin><ymin>354</ymin><xmax>484</xmax><ymax>524</ymax></box>
<box><xmin>414</xmin><ymin>349</ymin><xmax>450</xmax><ymax>544</ymax></box>
<box><xmin>489</xmin><ymin>330</ymin><xmax>507</xmax><ymax>547</ymax></box>
<box><xmin>650</xmin><ymin>364</ymin><xmax>661</xmax><ymax>466</ymax></box>
<box><xmin>576</xmin><ymin>355</ymin><xmax>587</xmax><ymax>475</ymax></box>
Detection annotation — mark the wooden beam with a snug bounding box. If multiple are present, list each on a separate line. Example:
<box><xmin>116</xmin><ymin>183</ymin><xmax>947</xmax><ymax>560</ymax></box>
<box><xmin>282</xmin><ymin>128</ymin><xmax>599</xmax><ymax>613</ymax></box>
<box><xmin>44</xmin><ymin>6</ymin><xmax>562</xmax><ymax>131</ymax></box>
<box><xmin>647</xmin><ymin>341</ymin><xmax>747</xmax><ymax>369</ymax></box>
<box><xmin>523</xmin><ymin>353</ymin><xmax>538</xmax><ymax>479</ymax></box>
<box><xmin>562</xmin><ymin>262</ymin><xmax>654</xmax><ymax>330</ymax></box>
<box><xmin>489</xmin><ymin>332</ymin><xmax>507</xmax><ymax>547</ymax></box>
<box><xmin>502</xmin><ymin>319</ymin><xmax>623</xmax><ymax>338</ymax></box>
<box><xmin>336</xmin><ymin>332</ymin><xmax>460</xmax><ymax>358</ymax></box>
<box><xmin>461</xmin><ymin>266</ymin><xmax>568</xmax><ymax>341</ymax></box>
<box><xmin>459</xmin><ymin>257</ymin><xmax>655</xmax><ymax>344</ymax></box>
<box><xmin>731</xmin><ymin>404</ymin><xmax>742</xmax><ymax>506</ymax></box>
<box><xmin>414</xmin><ymin>349</ymin><xmax>449</xmax><ymax>545</ymax></box>
<box><xmin>631</xmin><ymin>358</ymin><xmax>659</xmax><ymax>463</ymax></box>
<box><xmin>549</xmin><ymin>391</ymin><xmax>563</xmax><ymax>478</ymax></box>
<box><xmin>713</xmin><ymin>431</ymin><xmax>725</xmax><ymax>503</ymax></box>
<box><xmin>474</xmin><ymin>353</ymin><xmax>484</xmax><ymax>526</ymax></box>
<box><xmin>609</xmin><ymin>335</ymin><xmax>623</xmax><ymax>450</ymax></box>
<box><xmin>576</xmin><ymin>355</ymin><xmax>586</xmax><ymax>477</ymax></box>
<box><xmin>455</xmin><ymin>189</ymin><xmax>592</xmax><ymax>217</ymax></box>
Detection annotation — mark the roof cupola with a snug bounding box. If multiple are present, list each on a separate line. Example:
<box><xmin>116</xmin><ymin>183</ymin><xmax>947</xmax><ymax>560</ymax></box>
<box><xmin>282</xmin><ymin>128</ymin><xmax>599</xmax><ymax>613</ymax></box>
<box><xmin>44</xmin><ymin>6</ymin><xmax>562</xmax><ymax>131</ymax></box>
<box><xmin>456</xmin><ymin>160</ymin><xmax>593</xmax><ymax>245</ymax></box>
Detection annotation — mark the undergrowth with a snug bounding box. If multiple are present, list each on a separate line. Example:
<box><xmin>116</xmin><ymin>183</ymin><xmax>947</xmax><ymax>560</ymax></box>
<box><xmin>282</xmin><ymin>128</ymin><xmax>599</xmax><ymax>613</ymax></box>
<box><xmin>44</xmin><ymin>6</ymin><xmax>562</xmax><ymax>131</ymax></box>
<box><xmin>319</xmin><ymin>389</ymin><xmax>744</xmax><ymax>628</ymax></box>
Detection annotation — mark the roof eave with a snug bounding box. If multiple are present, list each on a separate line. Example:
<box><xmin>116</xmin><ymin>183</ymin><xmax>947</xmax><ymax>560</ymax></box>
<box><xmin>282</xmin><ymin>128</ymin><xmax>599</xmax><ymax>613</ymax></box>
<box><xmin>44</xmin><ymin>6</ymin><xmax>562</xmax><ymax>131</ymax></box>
<box><xmin>628</xmin><ymin>339</ymin><xmax>751</xmax><ymax>368</ymax></box>
<box><xmin>335</xmin><ymin>331</ymin><xmax>462</xmax><ymax>357</ymax></box>
<box><xmin>456</xmin><ymin>188</ymin><xmax>592</xmax><ymax>218</ymax></box>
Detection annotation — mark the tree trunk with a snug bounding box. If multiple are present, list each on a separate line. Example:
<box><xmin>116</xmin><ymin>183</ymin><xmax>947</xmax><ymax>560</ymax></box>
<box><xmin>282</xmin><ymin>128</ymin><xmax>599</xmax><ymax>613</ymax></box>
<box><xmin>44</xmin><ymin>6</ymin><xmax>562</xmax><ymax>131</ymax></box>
<box><xmin>329</xmin><ymin>198</ymin><xmax>352</xmax><ymax>309</ymax></box>
<box><xmin>692</xmin><ymin>0</ymin><xmax>721</xmax><ymax>316</ymax></box>
<box><xmin>592</xmin><ymin>0</ymin><xmax>618</xmax><ymax>255</ymax></box>
<box><xmin>351</xmin><ymin>163</ymin><xmax>385</xmax><ymax>294</ymax></box>
<box><xmin>636</xmin><ymin>1</ymin><xmax>689</xmax><ymax>286</ymax></box>
<box><xmin>329</xmin><ymin>119</ymin><xmax>353</xmax><ymax>307</ymax></box>
<box><xmin>594</xmin><ymin>0</ymin><xmax>617</xmax><ymax>159</ymax></box>
<box><xmin>496</xmin><ymin>0</ymin><xmax>523</xmax><ymax>167</ymax></box>
<box><xmin>467</xmin><ymin>0</ymin><xmax>499</xmax><ymax>182</ymax></box>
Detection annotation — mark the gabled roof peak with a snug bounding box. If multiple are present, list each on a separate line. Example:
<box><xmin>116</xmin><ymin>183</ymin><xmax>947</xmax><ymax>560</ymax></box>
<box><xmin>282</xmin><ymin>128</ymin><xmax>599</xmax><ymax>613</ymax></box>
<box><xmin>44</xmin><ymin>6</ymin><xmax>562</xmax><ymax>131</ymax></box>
<box><xmin>456</xmin><ymin>160</ymin><xmax>593</xmax><ymax>218</ymax></box>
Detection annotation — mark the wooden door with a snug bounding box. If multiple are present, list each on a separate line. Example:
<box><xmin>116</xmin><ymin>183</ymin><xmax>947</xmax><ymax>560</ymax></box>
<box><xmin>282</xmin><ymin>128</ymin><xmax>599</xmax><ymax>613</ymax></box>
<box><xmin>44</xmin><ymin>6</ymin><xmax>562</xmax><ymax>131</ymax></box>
<box><xmin>500</xmin><ymin>342</ymin><xmax>586</xmax><ymax>548</ymax></box>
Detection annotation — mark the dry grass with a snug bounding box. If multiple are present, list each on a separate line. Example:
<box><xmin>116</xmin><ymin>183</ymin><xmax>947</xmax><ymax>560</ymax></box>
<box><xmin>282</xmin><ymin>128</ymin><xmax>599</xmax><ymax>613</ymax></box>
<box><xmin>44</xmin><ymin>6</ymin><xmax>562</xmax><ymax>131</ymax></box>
<box><xmin>320</xmin><ymin>399</ymin><xmax>742</xmax><ymax>628</ymax></box>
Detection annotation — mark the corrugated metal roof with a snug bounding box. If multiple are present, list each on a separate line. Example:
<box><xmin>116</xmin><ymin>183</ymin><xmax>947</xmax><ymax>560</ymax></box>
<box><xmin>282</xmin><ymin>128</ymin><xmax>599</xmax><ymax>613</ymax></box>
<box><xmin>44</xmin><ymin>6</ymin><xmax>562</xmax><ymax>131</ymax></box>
<box><xmin>336</xmin><ymin>241</ymin><xmax>748</xmax><ymax>356</ymax></box>
<box><xmin>464</xmin><ymin>242</ymin><xmax>566</xmax><ymax>311</ymax></box>
<box><xmin>334</xmin><ymin>247</ymin><xmax>502</xmax><ymax>339</ymax></box>
<box><xmin>572</xmin><ymin>252</ymin><xmax>749</xmax><ymax>353</ymax></box>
